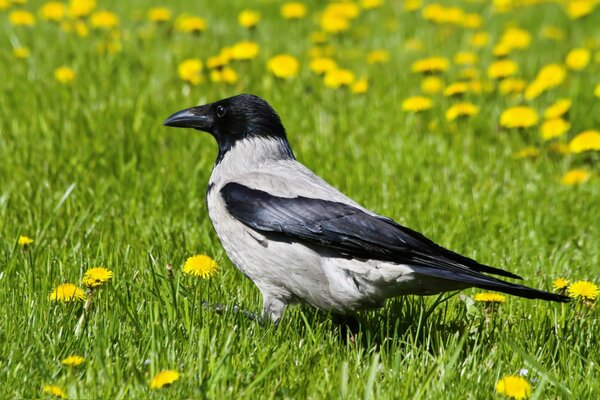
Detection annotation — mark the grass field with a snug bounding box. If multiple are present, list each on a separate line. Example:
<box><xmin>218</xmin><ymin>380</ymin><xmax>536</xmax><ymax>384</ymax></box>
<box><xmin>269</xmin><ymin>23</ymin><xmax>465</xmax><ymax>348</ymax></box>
<box><xmin>1</xmin><ymin>0</ymin><xmax>599</xmax><ymax>398</ymax></box>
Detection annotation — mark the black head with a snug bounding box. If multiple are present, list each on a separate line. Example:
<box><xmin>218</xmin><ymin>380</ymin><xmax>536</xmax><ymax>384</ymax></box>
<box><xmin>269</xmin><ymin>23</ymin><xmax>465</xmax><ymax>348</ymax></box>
<box><xmin>163</xmin><ymin>94</ymin><xmax>289</xmax><ymax>159</ymax></box>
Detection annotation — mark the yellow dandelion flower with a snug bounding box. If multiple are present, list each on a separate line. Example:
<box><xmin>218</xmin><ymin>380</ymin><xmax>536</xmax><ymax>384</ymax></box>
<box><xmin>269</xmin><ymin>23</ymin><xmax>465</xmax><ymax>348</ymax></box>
<box><xmin>267</xmin><ymin>54</ymin><xmax>299</xmax><ymax>79</ymax></box>
<box><xmin>361</xmin><ymin>0</ymin><xmax>383</xmax><ymax>9</ymax></box>
<box><xmin>496</xmin><ymin>376</ymin><xmax>532</xmax><ymax>399</ymax></box>
<box><xmin>18</xmin><ymin>235</ymin><xmax>34</xmax><ymax>246</ymax></box>
<box><xmin>9</xmin><ymin>10</ymin><xmax>36</xmax><ymax>26</ymax></box>
<box><xmin>443</xmin><ymin>82</ymin><xmax>469</xmax><ymax>97</ymax></box>
<box><xmin>231</xmin><ymin>41</ymin><xmax>259</xmax><ymax>61</ymax></box>
<box><xmin>90</xmin><ymin>10</ymin><xmax>118</xmax><ymax>29</ymax></box>
<box><xmin>148</xmin><ymin>7</ymin><xmax>171</xmax><ymax>23</ymax></box>
<box><xmin>513</xmin><ymin>146</ymin><xmax>540</xmax><ymax>159</ymax></box>
<box><xmin>42</xmin><ymin>384</ymin><xmax>66</xmax><ymax>399</ymax></box>
<box><xmin>569</xmin><ymin>130</ymin><xmax>600</xmax><ymax>153</ymax></box>
<box><xmin>82</xmin><ymin>267</ymin><xmax>113</xmax><ymax>288</ymax></box>
<box><xmin>351</xmin><ymin>79</ymin><xmax>368</xmax><ymax>94</ymax></box>
<box><xmin>535</xmin><ymin>64</ymin><xmax>566</xmax><ymax>88</ymax></box>
<box><xmin>175</xmin><ymin>15</ymin><xmax>206</xmax><ymax>33</ymax></box>
<box><xmin>566</xmin><ymin>0</ymin><xmax>594</xmax><ymax>19</ymax></box>
<box><xmin>402</xmin><ymin>96</ymin><xmax>433</xmax><ymax>112</ymax></box>
<box><xmin>0</xmin><ymin>0</ymin><xmax>9</xmax><ymax>10</ymax></box>
<box><xmin>487</xmin><ymin>59</ymin><xmax>518</xmax><ymax>79</ymax></box>
<box><xmin>499</xmin><ymin>27</ymin><xmax>531</xmax><ymax>52</ymax></box>
<box><xmin>238</xmin><ymin>10</ymin><xmax>259</xmax><ymax>28</ymax></box>
<box><xmin>325</xmin><ymin>2</ymin><xmax>360</xmax><ymax>19</ymax></box>
<box><xmin>178</xmin><ymin>59</ymin><xmax>203</xmax><ymax>85</ymax></box>
<box><xmin>210</xmin><ymin>67</ymin><xmax>238</xmax><ymax>85</ymax></box>
<box><xmin>500</xmin><ymin>106</ymin><xmax>539</xmax><ymax>129</ymax></box>
<box><xmin>568</xmin><ymin>280</ymin><xmax>599</xmax><ymax>300</ymax></box>
<box><xmin>499</xmin><ymin>78</ymin><xmax>527</xmax><ymax>95</ymax></box>
<box><xmin>566</xmin><ymin>48</ymin><xmax>591</xmax><ymax>71</ymax></box>
<box><xmin>323</xmin><ymin>68</ymin><xmax>355</xmax><ymax>89</ymax></box>
<box><xmin>366</xmin><ymin>49</ymin><xmax>389</xmax><ymax>64</ymax></box>
<box><xmin>50</xmin><ymin>283</ymin><xmax>86</xmax><ymax>302</ymax></box>
<box><xmin>61</xmin><ymin>355</ymin><xmax>85</xmax><ymax>367</ymax></box>
<box><xmin>595</xmin><ymin>83</ymin><xmax>600</xmax><ymax>98</ymax></box>
<box><xmin>470</xmin><ymin>31</ymin><xmax>489</xmax><ymax>48</ymax></box>
<box><xmin>552</xmin><ymin>278</ymin><xmax>569</xmax><ymax>291</ymax></box>
<box><xmin>540</xmin><ymin>118</ymin><xmax>570</xmax><ymax>141</ymax></box>
<box><xmin>445</xmin><ymin>102</ymin><xmax>479</xmax><ymax>122</ymax></box>
<box><xmin>69</xmin><ymin>0</ymin><xmax>95</xmax><ymax>18</ymax></box>
<box><xmin>454</xmin><ymin>51</ymin><xmax>477</xmax><ymax>66</ymax></box>
<box><xmin>309</xmin><ymin>57</ymin><xmax>337</xmax><ymax>75</ymax></box>
<box><xmin>183</xmin><ymin>254</ymin><xmax>219</xmax><ymax>278</ymax></box>
<box><xmin>320</xmin><ymin>13</ymin><xmax>349</xmax><ymax>34</ymax></box>
<box><xmin>54</xmin><ymin>66</ymin><xmax>75</xmax><ymax>84</ymax></box>
<box><xmin>561</xmin><ymin>169</ymin><xmax>590</xmax><ymax>186</ymax></box>
<box><xmin>474</xmin><ymin>292</ymin><xmax>506</xmax><ymax>303</ymax></box>
<box><xmin>13</xmin><ymin>47</ymin><xmax>31</xmax><ymax>59</ymax></box>
<box><xmin>421</xmin><ymin>76</ymin><xmax>443</xmax><ymax>94</ymax></box>
<box><xmin>463</xmin><ymin>13</ymin><xmax>482</xmax><ymax>29</ymax></box>
<box><xmin>411</xmin><ymin>57</ymin><xmax>449</xmax><ymax>74</ymax></box>
<box><xmin>41</xmin><ymin>2</ymin><xmax>67</xmax><ymax>22</ymax></box>
<box><xmin>150</xmin><ymin>370</ymin><xmax>180</xmax><ymax>389</ymax></box>
<box><xmin>281</xmin><ymin>2</ymin><xmax>307</xmax><ymax>20</ymax></box>
<box><xmin>544</xmin><ymin>99</ymin><xmax>571</xmax><ymax>119</ymax></box>
<box><xmin>404</xmin><ymin>0</ymin><xmax>421</xmax><ymax>12</ymax></box>
<box><xmin>207</xmin><ymin>54</ymin><xmax>228</xmax><ymax>70</ymax></box>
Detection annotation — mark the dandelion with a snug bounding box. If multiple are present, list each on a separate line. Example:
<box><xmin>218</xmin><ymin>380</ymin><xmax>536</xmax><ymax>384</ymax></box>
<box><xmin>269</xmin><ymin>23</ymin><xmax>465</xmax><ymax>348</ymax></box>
<box><xmin>183</xmin><ymin>254</ymin><xmax>219</xmax><ymax>278</ymax></box>
<box><xmin>42</xmin><ymin>385</ymin><xmax>66</xmax><ymax>399</ymax></box>
<box><xmin>50</xmin><ymin>283</ymin><xmax>86</xmax><ymax>302</ymax></box>
<box><xmin>361</xmin><ymin>0</ymin><xmax>383</xmax><ymax>9</ymax></box>
<box><xmin>61</xmin><ymin>355</ymin><xmax>85</xmax><ymax>367</ymax></box>
<box><xmin>18</xmin><ymin>235</ymin><xmax>34</xmax><ymax>246</ymax></box>
<box><xmin>69</xmin><ymin>0</ymin><xmax>95</xmax><ymax>18</ymax></box>
<box><xmin>54</xmin><ymin>67</ymin><xmax>75</xmax><ymax>84</ymax></box>
<box><xmin>470</xmin><ymin>31</ymin><xmax>489</xmax><ymax>48</ymax></box>
<box><xmin>495</xmin><ymin>375</ymin><xmax>532</xmax><ymax>399</ymax></box>
<box><xmin>569</xmin><ymin>130</ymin><xmax>600</xmax><ymax>153</ymax></box>
<box><xmin>178</xmin><ymin>59</ymin><xmax>203</xmax><ymax>85</ymax></box>
<box><xmin>320</xmin><ymin>13</ymin><xmax>350</xmax><ymax>33</ymax></box>
<box><xmin>544</xmin><ymin>99</ymin><xmax>571</xmax><ymax>119</ymax></box>
<box><xmin>238</xmin><ymin>10</ymin><xmax>259</xmax><ymax>28</ymax></box>
<box><xmin>566</xmin><ymin>0</ymin><xmax>594</xmax><ymax>19</ymax></box>
<box><xmin>568</xmin><ymin>280</ymin><xmax>599</xmax><ymax>300</ymax></box>
<box><xmin>267</xmin><ymin>54</ymin><xmax>299</xmax><ymax>79</ymax></box>
<box><xmin>351</xmin><ymin>79</ymin><xmax>368</xmax><ymax>94</ymax></box>
<box><xmin>309</xmin><ymin>58</ymin><xmax>337</xmax><ymax>74</ymax></box>
<box><xmin>512</xmin><ymin>147</ymin><xmax>540</xmax><ymax>159</ymax></box>
<box><xmin>231</xmin><ymin>41</ymin><xmax>259</xmax><ymax>61</ymax></box>
<box><xmin>402</xmin><ymin>96</ymin><xmax>433</xmax><ymax>112</ymax></box>
<box><xmin>595</xmin><ymin>83</ymin><xmax>600</xmax><ymax>98</ymax></box>
<box><xmin>499</xmin><ymin>106</ymin><xmax>538</xmax><ymax>129</ymax></box>
<box><xmin>411</xmin><ymin>57</ymin><xmax>449</xmax><ymax>74</ymax></box>
<box><xmin>540</xmin><ymin>118</ymin><xmax>570</xmax><ymax>141</ymax></box>
<box><xmin>552</xmin><ymin>278</ymin><xmax>569</xmax><ymax>291</ymax></box>
<box><xmin>366</xmin><ymin>49</ymin><xmax>389</xmax><ymax>64</ymax></box>
<box><xmin>90</xmin><ymin>10</ymin><xmax>119</xmax><ymax>29</ymax></box>
<box><xmin>207</xmin><ymin>54</ymin><xmax>228</xmax><ymax>70</ymax></box>
<box><xmin>150</xmin><ymin>370</ymin><xmax>180</xmax><ymax>389</ymax></box>
<box><xmin>474</xmin><ymin>293</ymin><xmax>506</xmax><ymax>303</ymax></box>
<box><xmin>499</xmin><ymin>27</ymin><xmax>531</xmax><ymax>52</ymax></box>
<box><xmin>454</xmin><ymin>51</ymin><xmax>477</xmax><ymax>65</ymax></box>
<box><xmin>13</xmin><ymin>47</ymin><xmax>31</xmax><ymax>59</ymax></box>
<box><xmin>41</xmin><ymin>2</ymin><xmax>67</xmax><ymax>22</ymax></box>
<box><xmin>9</xmin><ymin>10</ymin><xmax>36</xmax><ymax>26</ymax></box>
<box><xmin>175</xmin><ymin>15</ymin><xmax>206</xmax><ymax>33</ymax></box>
<box><xmin>566</xmin><ymin>48</ymin><xmax>591</xmax><ymax>70</ymax></box>
<box><xmin>443</xmin><ymin>82</ymin><xmax>469</xmax><ymax>97</ymax></box>
<box><xmin>281</xmin><ymin>2</ymin><xmax>307</xmax><ymax>20</ymax></box>
<box><xmin>561</xmin><ymin>169</ymin><xmax>590</xmax><ymax>186</ymax></box>
<box><xmin>445</xmin><ymin>102</ymin><xmax>479</xmax><ymax>121</ymax></box>
<box><xmin>325</xmin><ymin>2</ymin><xmax>360</xmax><ymax>19</ymax></box>
<box><xmin>487</xmin><ymin>59</ymin><xmax>518</xmax><ymax>79</ymax></box>
<box><xmin>421</xmin><ymin>76</ymin><xmax>443</xmax><ymax>94</ymax></box>
<box><xmin>210</xmin><ymin>67</ymin><xmax>238</xmax><ymax>85</ymax></box>
<box><xmin>499</xmin><ymin>78</ymin><xmax>526</xmax><ymax>95</ymax></box>
<box><xmin>147</xmin><ymin>7</ymin><xmax>171</xmax><ymax>23</ymax></box>
<box><xmin>82</xmin><ymin>267</ymin><xmax>113</xmax><ymax>288</ymax></box>
<box><xmin>323</xmin><ymin>68</ymin><xmax>355</xmax><ymax>89</ymax></box>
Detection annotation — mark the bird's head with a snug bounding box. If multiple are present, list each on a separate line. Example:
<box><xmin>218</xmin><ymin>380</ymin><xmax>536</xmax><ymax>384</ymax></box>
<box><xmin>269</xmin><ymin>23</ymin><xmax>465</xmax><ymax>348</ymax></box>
<box><xmin>163</xmin><ymin>94</ymin><xmax>289</xmax><ymax>157</ymax></box>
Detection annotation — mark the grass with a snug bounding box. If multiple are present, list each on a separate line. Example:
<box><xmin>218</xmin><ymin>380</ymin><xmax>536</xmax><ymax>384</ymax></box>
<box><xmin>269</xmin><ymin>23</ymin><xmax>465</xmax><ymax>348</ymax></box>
<box><xmin>1</xmin><ymin>0</ymin><xmax>599</xmax><ymax>398</ymax></box>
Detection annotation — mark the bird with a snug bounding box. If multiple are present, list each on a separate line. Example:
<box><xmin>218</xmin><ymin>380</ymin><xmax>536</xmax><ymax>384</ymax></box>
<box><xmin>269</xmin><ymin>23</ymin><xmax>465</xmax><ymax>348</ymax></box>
<box><xmin>163</xmin><ymin>94</ymin><xmax>569</xmax><ymax>323</ymax></box>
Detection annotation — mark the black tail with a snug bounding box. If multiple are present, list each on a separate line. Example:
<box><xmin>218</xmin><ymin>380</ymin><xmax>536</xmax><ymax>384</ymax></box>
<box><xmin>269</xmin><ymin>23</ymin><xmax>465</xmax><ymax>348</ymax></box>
<box><xmin>476</xmin><ymin>280</ymin><xmax>570</xmax><ymax>302</ymax></box>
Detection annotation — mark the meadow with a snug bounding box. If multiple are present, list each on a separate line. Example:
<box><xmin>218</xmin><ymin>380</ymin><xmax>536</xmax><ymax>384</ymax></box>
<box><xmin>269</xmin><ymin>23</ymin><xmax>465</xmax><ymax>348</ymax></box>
<box><xmin>1</xmin><ymin>0</ymin><xmax>599</xmax><ymax>398</ymax></box>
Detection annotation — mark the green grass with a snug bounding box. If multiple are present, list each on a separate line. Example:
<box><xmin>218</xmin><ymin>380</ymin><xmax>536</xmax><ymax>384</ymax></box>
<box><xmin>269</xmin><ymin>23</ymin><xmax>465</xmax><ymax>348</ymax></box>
<box><xmin>1</xmin><ymin>0</ymin><xmax>599</xmax><ymax>398</ymax></box>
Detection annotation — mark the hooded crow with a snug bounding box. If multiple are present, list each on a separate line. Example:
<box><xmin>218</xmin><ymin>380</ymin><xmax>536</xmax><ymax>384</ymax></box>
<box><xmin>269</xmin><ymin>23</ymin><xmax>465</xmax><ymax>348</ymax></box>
<box><xmin>164</xmin><ymin>94</ymin><xmax>569</xmax><ymax>322</ymax></box>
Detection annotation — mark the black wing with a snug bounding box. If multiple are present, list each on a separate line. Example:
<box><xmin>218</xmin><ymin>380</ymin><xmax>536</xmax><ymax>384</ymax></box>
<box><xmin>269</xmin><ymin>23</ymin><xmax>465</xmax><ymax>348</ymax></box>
<box><xmin>220</xmin><ymin>182</ymin><xmax>569</xmax><ymax>303</ymax></box>
<box><xmin>221</xmin><ymin>182</ymin><xmax>519</xmax><ymax>279</ymax></box>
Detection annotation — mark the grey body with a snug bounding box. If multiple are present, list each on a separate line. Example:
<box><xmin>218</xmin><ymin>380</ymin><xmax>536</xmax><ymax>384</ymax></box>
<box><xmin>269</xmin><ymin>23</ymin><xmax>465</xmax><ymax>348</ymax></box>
<box><xmin>207</xmin><ymin>137</ymin><xmax>464</xmax><ymax>320</ymax></box>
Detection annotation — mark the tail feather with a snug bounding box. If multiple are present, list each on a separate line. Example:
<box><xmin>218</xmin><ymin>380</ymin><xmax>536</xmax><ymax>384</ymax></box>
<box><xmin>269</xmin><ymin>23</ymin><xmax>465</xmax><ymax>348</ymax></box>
<box><xmin>476</xmin><ymin>281</ymin><xmax>569</xmax><ymax>302</ymax></box>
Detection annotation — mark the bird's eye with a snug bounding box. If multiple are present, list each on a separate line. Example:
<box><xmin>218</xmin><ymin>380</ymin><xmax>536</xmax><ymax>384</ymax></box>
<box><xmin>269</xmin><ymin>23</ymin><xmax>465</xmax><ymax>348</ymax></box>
<box><xmin>216</xmin><ymin>105</ymin><xmax>227</xmax><ymax>118</ymax></box>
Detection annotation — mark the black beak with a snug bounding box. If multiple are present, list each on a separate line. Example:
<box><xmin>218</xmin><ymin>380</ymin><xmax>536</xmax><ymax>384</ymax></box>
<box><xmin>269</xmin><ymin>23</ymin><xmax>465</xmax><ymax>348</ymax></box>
<box><xmin>163</xmin><ymin>105</ymin><xmax>214</xmax><ymax>131</ymax></box>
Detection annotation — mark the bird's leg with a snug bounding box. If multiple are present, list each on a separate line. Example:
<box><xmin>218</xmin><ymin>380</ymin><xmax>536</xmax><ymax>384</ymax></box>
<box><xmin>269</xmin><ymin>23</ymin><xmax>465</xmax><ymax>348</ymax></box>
<box><xmin>261</xmin><ymin>293</ymin><xmax>287</xmax><ymax>323</ymax></box>
<box><xmin>332</xmin><ymin>314</ymin><xmax>360</xmax><ymax>340</ymax></box>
